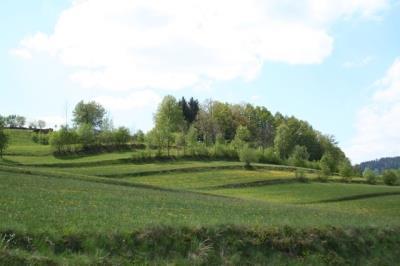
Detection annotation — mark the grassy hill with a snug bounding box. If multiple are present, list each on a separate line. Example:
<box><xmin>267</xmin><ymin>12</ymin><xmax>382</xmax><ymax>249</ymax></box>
<box><xmin>1</xmin><ymin>129</ymin><xmax>400</xmax><ymax>265</ymax></box>
<box><xmin>3</xmin><ymin>129</ymin><xmax>52</xmax><ymax>156</ymax></box>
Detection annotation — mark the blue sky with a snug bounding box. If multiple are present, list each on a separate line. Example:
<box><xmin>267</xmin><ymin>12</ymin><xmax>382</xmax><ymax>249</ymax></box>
<box><xmin>1</xmin><ymin>0</ymin><xmax>400</xmax><ymax>163</ymax></box>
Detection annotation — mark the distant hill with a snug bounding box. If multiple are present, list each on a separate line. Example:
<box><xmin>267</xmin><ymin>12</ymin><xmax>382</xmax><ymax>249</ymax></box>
<box><xmin>359</xmin><ymin>157</ymin><xmax>400</xmax><ymax>172</ymax></box>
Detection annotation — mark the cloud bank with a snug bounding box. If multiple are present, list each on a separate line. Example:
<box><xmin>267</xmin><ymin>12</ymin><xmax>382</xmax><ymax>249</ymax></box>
<box><xmin>346</xmin><ymin>58</ymin><xmax>400</xmax><ymax>163</ymax></box>
<box><xmin>11</xmin><ymin>0</ymin><xmax>388</xmax><ymax>92</ymax></box>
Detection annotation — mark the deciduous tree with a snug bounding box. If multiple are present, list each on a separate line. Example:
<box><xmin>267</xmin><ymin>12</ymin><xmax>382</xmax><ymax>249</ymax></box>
<box><xmin>73</xmin><ymin>101</ymin><xmax>106</xmax><ymax>129</ymax></box>
<box><xmin>154</xmin><ymin>95</ymin><xmax>184</xmax><ymax>156</ymax></box>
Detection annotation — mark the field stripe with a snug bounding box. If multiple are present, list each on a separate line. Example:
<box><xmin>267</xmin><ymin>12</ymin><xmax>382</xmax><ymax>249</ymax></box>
<box><xmin>0</xmin><ymin>165</ymin><xmax>236</xmax><ymax>201</ymax></box>
<box><xmin>308</xmin><ymin>191</ymin><xmax>400</xmax><ymax>204</ymax></box>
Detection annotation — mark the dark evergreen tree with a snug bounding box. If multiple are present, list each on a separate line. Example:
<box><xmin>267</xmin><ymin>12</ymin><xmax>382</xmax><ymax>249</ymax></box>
<box><xmin>178</xmin><ymin>97</ymin><xmax>199</xmax><ymax>125</ymax></box>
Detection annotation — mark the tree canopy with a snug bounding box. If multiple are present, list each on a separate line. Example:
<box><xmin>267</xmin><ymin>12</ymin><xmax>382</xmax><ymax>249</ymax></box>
<box><xmin>147</xmin><ymin>95</ymin><xmax>348</xmax><ymax>171</ymax></box>
<box><xmin>73</xmin><ymin>101</ymin><xmax>106</xmax><ymax>129</ymax></box>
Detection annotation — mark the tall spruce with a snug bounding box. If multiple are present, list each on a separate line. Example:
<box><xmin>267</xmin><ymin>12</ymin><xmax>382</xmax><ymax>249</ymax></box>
<box><xmin>179</xmin><ymin>97</ymin><xmax>199</xmax><ymax>125</ymax></box>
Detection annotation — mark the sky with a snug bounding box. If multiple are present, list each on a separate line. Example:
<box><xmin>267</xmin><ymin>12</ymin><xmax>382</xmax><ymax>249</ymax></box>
<box><xmin>1</xmin><ymin>0</ymin><xmax>400</xmax><ymax>163</ymax></box>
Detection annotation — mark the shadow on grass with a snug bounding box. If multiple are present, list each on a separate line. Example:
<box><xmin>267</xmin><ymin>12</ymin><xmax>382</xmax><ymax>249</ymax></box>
<box><xmin>204</xmin><ymin>178</ymin><xmax>300</xmax><ymax>190</ymax></box>
<box><xmin>0</xmin><ymin>157</ymin><xmax>21</xmax><ymax>166</ymax></box>
<box><xmin>307</xmin><ymin>191</ymin><xmax>400</xmax><ymax>204</ymax></box>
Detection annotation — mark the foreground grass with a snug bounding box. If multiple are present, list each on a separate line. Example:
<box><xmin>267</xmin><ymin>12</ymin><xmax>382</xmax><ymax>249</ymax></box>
<box><xmin>2</xmin><ymin>129</ymin><xmax>400</xmax><ymax>264</ymax></box>
<box><xmin>2</xmin><ymin>226</ymin><xmax>399</xmax><ymax>265</ymax></box>
<box><xmin>2</xmin><ymin>170</ymin><xmax>399</xmax><ymax>234</ymax></box>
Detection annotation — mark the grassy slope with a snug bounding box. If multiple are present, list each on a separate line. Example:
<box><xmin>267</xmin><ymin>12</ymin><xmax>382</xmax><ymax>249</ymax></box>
<box><xmin>3</xmin><ymin>129</ymin><xmax>51</xmax><ymax>156</ymax></box>
<box><xmin>2</xmin><ymin>129</ymin><xmax>400</xmax><ymax>264</ymax></box>
<box><xmin>124</xmin><ymin>169</ymin><xmax>298</xmax><ymax>189</ymax></box>
<box><xmin>3</xmin><ymin>170</ymin><xmax>396</xmax><ymax>233</ymax></box>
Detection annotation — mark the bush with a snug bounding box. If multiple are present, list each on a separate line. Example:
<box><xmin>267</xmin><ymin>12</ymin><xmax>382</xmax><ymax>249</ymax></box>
<box><xmin>212</xmin><ymin>143</ymin><xmax>227</xmax><ymax>159</ymax></box>
<box><xmin>383</xmin><ymin>170</ymin><xmax>398</xmax><ymax>186</ymax></box>
<box><xmin>294</xmin><ymin>169</ymin><xmax>307</xmax><ymax>182</ymax></box>
<box><xmin>317</xmin><ymin>171</ymin><xmax>329</xmax><ymax>182</ymax></box>
<box><xmin>212</xmin><ymin>144</ymin><xmax>237</xmax><ymax>160</ymax></box>
<box><xmin>319</xmin><ymin>156</ymin><xmax>332</xmax><ymax>178</ymax></box>
<box><xmin>31</xmin><ymin>133</ymin><xmax>39</xmax><ymax>143</ymax></box>
<box><xmin>363</xmin><ymin>168</ymin><xmax>377</xmax><ymax>185</ymax></box>
<box><xmin>97</xmin><ymin>130</ymin><xmax>114</xmax><ymax>146</ymax></box>
<box><xmin>114</xmin><ymin>127</ymin><xmax>131</xmax><ymax>146</ymax></box>
<box><xmin>50</xmin><ymin>127</ymin><xmax>79</xmax><ymax>153</ymax></box>
<box><xmin>133</xmin><ymin>130</ymin><xmax>145</xmax><ymax>143</ymax></box>
<box><xmin>194</xmin><ymin>144</ymin><xmax>209</xmax><ymax>157</ymax></box>
<box><xmin>320</xmin><ymin>153</ymin><xmax>335</xmax><ymax>174</ymax></box>
<box><xmin>339</xmin><ymin>161</ymin><xmax>352</xmax><ymax>177</ymax></box>
<box><xmin>132</xmin><ymin>149</ymin><xmax>153</xmax><ymax>162</ymax></box>
<box><xmin>258</xmin><ymin>147</ymin><xmax>281</xmax><ymax>165</ymax></box>
<box><xmin>304</xmin><ymin>160</ymin><xmax>321</xmax><ymax>170</ymax></box>
<box><xmin>39</xmin><ymin>134</ymin><xmax>49</xmax><ymax>145</ymax></box>
<box><xmin>339</xmin><ymin>161</ymin><xmax>353</xmax><ymax>182</ymax></box>
<box><xmin>239</xmin><ymin>146</ymin><xmax>259</xmax><ymax>169</ymax></box>
<box><xmin>77</xmin><ymin>124</ymin><xmax>96</xmax><ymax>148</ymax></box>
<box><xmin>288</xmin><ymin>145</ymin><xmax>309</xmax><ymax>167</ymax></box>
<box><xmin>31</xmin><ymin>133</ymin><xmax>49</xmax><ymax>145</ymax></box>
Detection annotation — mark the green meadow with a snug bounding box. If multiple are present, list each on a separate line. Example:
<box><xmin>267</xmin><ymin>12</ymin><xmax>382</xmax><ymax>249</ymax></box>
<box><xmin>1</xmin><ymin>129</ymin><xmax>400</xmax><ymax>265</ymax></box>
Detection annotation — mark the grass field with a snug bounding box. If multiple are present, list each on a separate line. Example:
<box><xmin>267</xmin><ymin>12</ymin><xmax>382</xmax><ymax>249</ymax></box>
<box><xmin>1</xmin><ymin>129</ymin><xmax>400</xmax><ymax>265</ymax></box>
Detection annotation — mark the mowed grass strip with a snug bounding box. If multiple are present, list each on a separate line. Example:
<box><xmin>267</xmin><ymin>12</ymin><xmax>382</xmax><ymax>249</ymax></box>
<box><xmin>2</xmin><ymin>152</ymin><xmax>135</xmax><ymax>166</ymax></box>
<box><xmin>44</xmin><ymin>160</ymin><xmax>243</xmax><ymax>176</ymax></box>
<box><xmin>210</xmin><ymin>182</ymin><xmax>400</xmax><ymax>219</ymax></box>
<box><xmin>1</xmin><ymin>170</ymin><xmax>397</xmax><ymax>233</ymax></box>
<box><xmin>125</xmin><ymin>169</ymin><xmax>298</xmax><ymax>190</ymax></box>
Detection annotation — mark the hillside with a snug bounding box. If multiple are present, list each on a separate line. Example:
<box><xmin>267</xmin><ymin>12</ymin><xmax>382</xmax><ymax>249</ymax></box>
<box><xmin>359</xmin><ymin>156</ymin><xmax>400</xmax><ymax>172</ymax></box>
<box><xmin>1</xmin><ymin>129</ymin><xmax>400</xmax><ymax>264</ymax></box>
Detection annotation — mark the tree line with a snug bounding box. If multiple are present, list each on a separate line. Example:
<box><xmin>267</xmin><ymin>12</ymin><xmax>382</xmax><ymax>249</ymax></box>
<box><xmin>146</xmin><ymin>95</ymin><xmax>350</xmax><ymax>174</ymax></box>
<box><xmin>0</xmin><ymin>114</ymin><xmax>47</xmax><ymax>130</ymax></box>
<box><xmin>49</xmin><ymin>101</ymin><xmax>133</xmax><ymax>153</ymax></box>
<box><xmin>359</xmin><ymin>156</ymin><xmax>400</xmax><ymax>173</ymax></box>
<box><xmin>1</xmin><ymin>96</ymin><xmax>352</xmax><ymax>175</ymax></box>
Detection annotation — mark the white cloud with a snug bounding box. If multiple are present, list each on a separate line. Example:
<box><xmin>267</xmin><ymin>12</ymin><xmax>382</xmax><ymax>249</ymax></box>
<box><xmin>11</xmin><ymin>0</ymin><xmax>389</xmax><ymax>91</ymax></box>
<box><xmin>346</xmin><ymin>58</ymin><xmax>400</xmax><ymax>163</ymax></box>
<box><xmin>95</xmin><ymin>90</ymin><xmax>161</xmax><ymax>111</ymax></box>
<box><xmin>250</xmin><ymin>95</ymin><xmax>262</xmax><ymax>101</ymax></box>
<box><xmin>9</xmin><ymin>48</ymin><xmax>32</xmax><ymax>60</ymax></box>
<box><xmin>343</xmin><ymin>56</ymin><xmax>374</xmax><ymax>68</ymax></box>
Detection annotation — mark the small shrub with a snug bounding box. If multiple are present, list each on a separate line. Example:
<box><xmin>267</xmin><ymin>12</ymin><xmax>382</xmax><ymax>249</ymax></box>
<box><xmin>33</xmin><ymin>133</ymin><xmax>49</xmax><ymax>145</ymax></box>
<box><xmin>194</xmin><ymin>144</ymin><xmax>209</xmax><ymax>157</ymax></box>
<box><xmin>258</xmin><ymin>147</ymin><xmax>281</xmax><ymax>165</ymax></box>
<box><xmin>39</xmin><ymin>134</ymin><xmax>49</xmax><ymax>145</ymax></box>
<box><xmin>383</xmin><ymin>170</ymin><xmax>398</xmax><ymax>186</ymax></box>
<box><xmin>363</xmin><ymin>168</ymin><xmax>377</xmax><ymax>185</ymax></box>
<box><xmin>317</xmin><ymin>171</ymin><xmax>329</xmax><ymax>182</ymax></box>
<box><xmin>320</xmin><ymin>153</ymin><xmax>335</xmax><ymax>175</ymax></box>
<box><xmin>319</xmin><ymin>162</ymin><xmax>331</xmax><ymax>178</ymax></box>
<box><xmin>31</xmin><ymin>133</ymin><xmax>39</xmax><ymax>143</ymax></box>
<box><xmin>288</xmin><ymin>145</ymin><xmax>309</xmax><ymax>167</ymax></box>
<box><xmin>339</xmin><ymin>161</ymin><xmax>353</xmax><ymax>182</ymax></box>
<box><xmin>294</xmin><ymin>169</ymin><xmax>307</xmax><ymax>182</ymax></box>
<box><xmin>133</xmin><ymin>150</ymin><xmax>153</xmax><ymax>162</ymax></box>
<box><xmin>239</xmin><ymin>146</ymin><xmax>259</xmax><ymax>169</ymax></box>
<box><xmin>212</xmin><ymin>144</ymin><xmax>228</xmax><ymax>159</ymax></box>
<box><xmin>342</xmin><ymin>175</ymin><xmax>352</xmax><ymax>183</ymax></box>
